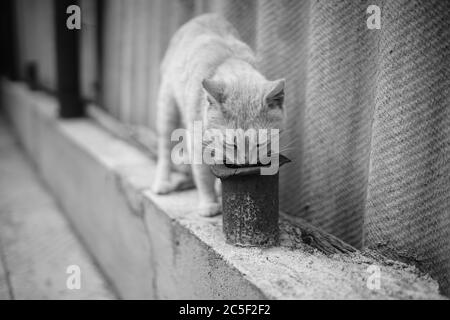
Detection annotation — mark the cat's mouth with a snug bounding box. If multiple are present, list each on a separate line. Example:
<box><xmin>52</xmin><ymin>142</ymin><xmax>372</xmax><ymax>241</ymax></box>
<box><xmin>224</xmin><ymin>162</ymin><xmax>266</xmax><ymax>169</ymax></box>
<box><xmin>210</xmin><ymin>154</ymin><xmax>291</xmax><ymax>179</ymax></box>
<box><xmin>212</xmin><ymin>151</ymin><xmax>274</xmax><ymax>168</ymax></box>
<box><xmin>219</xmin><ymin>151</ymin><xmax>277</xmax><ymax>168</ymax></box>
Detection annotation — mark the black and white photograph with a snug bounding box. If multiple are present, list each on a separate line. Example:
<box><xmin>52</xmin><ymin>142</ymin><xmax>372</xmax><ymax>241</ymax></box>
<box><xmin>0</xmin><ymin>0</ymin><xmax>449</xmax><ymax>305</ymax></box>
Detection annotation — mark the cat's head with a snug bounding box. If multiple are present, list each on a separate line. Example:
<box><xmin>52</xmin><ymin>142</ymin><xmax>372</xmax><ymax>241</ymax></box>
<box><xmin>202</xmin><ymin>77</ymin><xmax>286</xmax><ymax>165</ymax></box>
<box><xmin>202</xmin><ymin>77</ymin><xmax>285</xmax><ymax>131</ymax></box>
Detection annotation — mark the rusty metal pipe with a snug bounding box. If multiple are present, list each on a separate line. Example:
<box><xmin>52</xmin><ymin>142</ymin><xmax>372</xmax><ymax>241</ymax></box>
<box><xmin>211</xmin><ymin>155</ymin><xmax>290</xmax><ymax>247</ymax></box>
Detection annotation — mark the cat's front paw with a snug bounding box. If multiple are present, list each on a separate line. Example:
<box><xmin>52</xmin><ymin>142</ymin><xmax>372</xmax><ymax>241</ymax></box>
<box><xmin>151</xmin><ymin>179</ymin><xmax>175</xmax><ymax>195</ymax></box>
<box><xmin>198</xmin><ymin>202</ymin><xmax>222</xmax><ymax>217</ymax></box>
<box><xmin>152</xmin><ymin>173</ymin><xmax>194</xmax><ymax>195</ymax></box>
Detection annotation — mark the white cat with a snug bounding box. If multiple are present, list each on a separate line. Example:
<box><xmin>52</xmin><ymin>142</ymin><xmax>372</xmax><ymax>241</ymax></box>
<box><xmin>152</xmin><ymin>14</ymin><xmax>286</xmax><ymax>217</ymax></box>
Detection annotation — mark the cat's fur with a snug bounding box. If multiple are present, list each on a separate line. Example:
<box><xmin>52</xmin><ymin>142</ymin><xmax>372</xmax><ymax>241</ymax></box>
<box><xmin>152</xmin><ymin>14</ymin><xmax>286</xmax><ymax>217</ymax></box>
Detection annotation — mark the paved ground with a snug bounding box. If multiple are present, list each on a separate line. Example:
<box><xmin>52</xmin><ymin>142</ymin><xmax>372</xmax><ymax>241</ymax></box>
<box><xmin>0</xmin><ymin>118</ymin><xmax>116</xmax><ymax>299</ymax></box>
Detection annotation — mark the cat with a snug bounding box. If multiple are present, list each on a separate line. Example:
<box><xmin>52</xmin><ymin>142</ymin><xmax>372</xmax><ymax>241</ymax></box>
<box><xmin>152</xmin><ymin>14</ymin><xmax>286</xmax><ymax>217</ymax></box>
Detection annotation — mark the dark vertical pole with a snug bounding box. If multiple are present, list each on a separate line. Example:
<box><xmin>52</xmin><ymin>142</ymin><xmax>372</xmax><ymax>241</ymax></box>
<box><xmin>95</xmin><ymin>0</ymin><xmax>103</xmax><ymax>105</ymax></box>
<box><xmin>0</xmin><ymin>0</ymin><xmax>19</xmax><ymax>80</ymax></box>
<box><xmin>54</xmin><ymin>0</ymin><xmax>83</xmax><ymax>118</ymax></box>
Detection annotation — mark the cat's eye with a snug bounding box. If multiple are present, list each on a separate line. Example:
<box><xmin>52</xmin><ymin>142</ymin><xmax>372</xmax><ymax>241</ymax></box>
<box><xmin>267</xmin><ymin>100</ymin><xmax>283</xmax><ymax>110</ymax></box>
<box><xmin>267</xmin><ymin>94</ymin><xmax>284</xmax><ymax>110</ymax></box>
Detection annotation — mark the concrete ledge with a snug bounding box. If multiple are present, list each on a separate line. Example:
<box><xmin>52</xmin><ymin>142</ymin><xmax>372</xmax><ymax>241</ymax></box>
<box><xmin>1</xmin><ymin>78</ymin><xmax>445</xmax><ymax>299</ymax></box>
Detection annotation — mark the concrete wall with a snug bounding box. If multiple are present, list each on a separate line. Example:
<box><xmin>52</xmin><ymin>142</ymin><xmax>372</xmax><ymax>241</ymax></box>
<box><xmin>1</xmin><ymin>78</ymin><xmax>445</xmax><ymax>299</ymax></box>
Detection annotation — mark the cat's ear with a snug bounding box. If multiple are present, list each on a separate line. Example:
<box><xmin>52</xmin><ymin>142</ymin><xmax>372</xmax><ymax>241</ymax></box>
<box><xmin>265</xmin><ymin>79</ymin><xmax>285</xmax><ymax>109</ymax></box>
<box><xmin>202</xmin><ymin>79</ymin><xmax>225</xmax><ymax>105</ymax></box>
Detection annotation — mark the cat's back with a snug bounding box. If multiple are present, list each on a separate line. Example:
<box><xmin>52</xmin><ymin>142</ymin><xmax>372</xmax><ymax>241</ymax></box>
<box><xmin>188</xmin><ymin>14</ymin><xmax>238</xmax><ymax>36</ymax></box>
<box><xmin>169</xmin><ymin>13</ymin><xmax>239</xmax><ymax>49</ymax></box>
<box><xmin>161</xmin><ymin>14</ymin><xmax>252</xmax><ymax>74</ymax></box>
